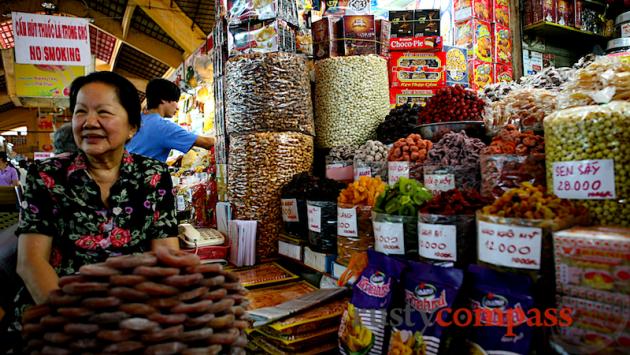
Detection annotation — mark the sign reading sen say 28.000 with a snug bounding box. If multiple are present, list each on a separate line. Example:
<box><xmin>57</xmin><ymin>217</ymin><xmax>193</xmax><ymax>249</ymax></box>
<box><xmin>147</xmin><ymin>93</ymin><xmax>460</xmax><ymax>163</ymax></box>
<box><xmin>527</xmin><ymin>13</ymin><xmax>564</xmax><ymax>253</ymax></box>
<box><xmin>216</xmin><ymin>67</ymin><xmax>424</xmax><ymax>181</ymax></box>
<box><xmin>12</xmin><ymin>12</ymin><xmax>91</xmax><ymax>66</ymax></box>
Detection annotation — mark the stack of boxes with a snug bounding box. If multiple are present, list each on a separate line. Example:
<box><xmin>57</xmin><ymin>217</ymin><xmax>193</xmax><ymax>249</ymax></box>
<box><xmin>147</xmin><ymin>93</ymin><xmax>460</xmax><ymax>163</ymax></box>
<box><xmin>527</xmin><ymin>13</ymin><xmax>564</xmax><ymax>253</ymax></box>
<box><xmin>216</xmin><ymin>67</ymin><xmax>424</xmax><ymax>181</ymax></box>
<box><xmin>454</xmin><ymin>0</ymin><xmax>514</xmax><ymax>91</ymax></box>
<box><xmin>311</xmin><ymin>15</ymin><xmax>390</xmax><ymax>59</ymax></box>
<box><xmin>524</xmin><ymin>0</ymin><xmax>579</xmax><ymax>28</ymax></box>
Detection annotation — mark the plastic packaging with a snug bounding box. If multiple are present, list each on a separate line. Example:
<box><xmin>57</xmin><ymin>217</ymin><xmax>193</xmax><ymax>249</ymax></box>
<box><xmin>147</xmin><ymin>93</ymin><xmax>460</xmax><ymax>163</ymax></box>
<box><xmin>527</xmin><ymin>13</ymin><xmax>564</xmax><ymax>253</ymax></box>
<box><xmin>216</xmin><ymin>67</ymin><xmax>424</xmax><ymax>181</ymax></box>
<box><xmin>544</xmin><ymin>101</ymin><xmax>630</xmax><ymax>226</ymax></box>
<box><xmin>418</xmin><ymin>213</ymin><xmax>476</xmax><ymax>268</ymax></box>
<box><xmin>228</xmin><ymin>132</ymin><xmax>313</xmax><ymax>258</ymax></box>
<box><xmin>557</xmin><ymin>56</ymin><xmax>630</xmax><ymax>109</ymax></box>
<box><xmin>227</xmin><ymin>0</ymin><xmax>298</xmax><ymax>26</ymax></box>
<box><xmin>480</xmin><ymin>154</ymin><xmax>546</xmax><ymax>200</ymax></box>
<box><xmin>423</xmin><ymin>164</ymin><xmax>479</xmax><ymax>192</ymax></box>
<box><xmin>227</xmin><ymin>20</ymin><xmax>297</xmax><ymax>57</ymax></box>
<box><xmin>325</xmin><ymin>157</ymin><xmax>354</xmax><ymax>183</ymax></box>
<box><xmin>487</xmin><ymin>88</ymin><xmax>557</xmax><ymax>134</ymax></box>
<box><xmin>225</xmin><ymin>53</ymin><xmax>314</xmax><ymax>135</ymax></box>
<box><xmin>307</xmin><ymin>200</ymin><xmax>338</xmax><ymax>254</ymax></box>
<box><xmin>372</xmin><ymin>211</ymin><xmax>418</xmax><ymax>257</ymax></box>
<box><xmin>353</xmin><ymin>140</ymin><xmax>388</xmax><ymax>181</ymax></box>
<box><xmin>337</xmin><ymin>205</ymin><xmax>374</xmax><ymax>266</ymax></box>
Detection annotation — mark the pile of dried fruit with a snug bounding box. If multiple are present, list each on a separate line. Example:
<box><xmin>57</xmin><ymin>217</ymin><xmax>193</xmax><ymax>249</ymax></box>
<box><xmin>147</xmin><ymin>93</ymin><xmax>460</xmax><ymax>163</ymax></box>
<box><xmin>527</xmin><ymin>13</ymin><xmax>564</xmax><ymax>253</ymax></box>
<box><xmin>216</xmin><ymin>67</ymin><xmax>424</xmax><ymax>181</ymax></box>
<box><xmin>387</xmin><ymin>134</ymin><xmax>433</xmax><ymax>163</ymax></box>
<box><xmin>481</xmin><ymin>182</ymin><xmax>585</xmax><ymax>221</ymax></box>
<box><xmin>374</xmin><ymin>177</ymin><xmax>432</xmax><ymax>216</ymax></box>
<box><xmin>420</xmin><ymin>189</ymin><xmax>487</xmax><ymax>216</ymax></box>
<box><xmin>417</xmin><ymin>85</ymin><xmax>487</xmax><ymax>124</ymax></box>
<box><xmin>376</xmin><ymin>104</ymin><xmax>421</xmax><ymax>144</ymax></box>
<box><xmin>21</xmin><ymin>247</ymin><xmax>248</xmax><ymax>355</ymax></box>
<box><xmin>482</xmin><ymin>125</ymin><xmax>545</xmax><ymax>155</ymax></box>
<box><xmin>338</xmin><ymin>176</ymin><xmax>387</xmax><ymax>207</ymax></box>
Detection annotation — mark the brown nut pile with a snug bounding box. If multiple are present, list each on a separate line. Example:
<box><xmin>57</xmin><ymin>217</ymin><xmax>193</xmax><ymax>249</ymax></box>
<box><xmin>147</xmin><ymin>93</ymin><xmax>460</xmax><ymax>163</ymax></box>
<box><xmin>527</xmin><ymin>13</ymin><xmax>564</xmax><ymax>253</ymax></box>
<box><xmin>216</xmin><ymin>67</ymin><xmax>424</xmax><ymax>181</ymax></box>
<box><xmin>21</xmin><ymin>247</ymin><xmax>249</xmax><ymax>355</ymax></box>
<box><xmin>228</xmin><ymin>132</ymin><xmax>313</xmax><ymax>257</ymax></box>
<box><xmin>487</xmin><ymin>88</ymin><xmax>557</xmax><ymax>134</ymax></box>
<box><xmin>226</xmin><ymin>53</ymin><xmax>314</xmax><ymax>135</ymax></box>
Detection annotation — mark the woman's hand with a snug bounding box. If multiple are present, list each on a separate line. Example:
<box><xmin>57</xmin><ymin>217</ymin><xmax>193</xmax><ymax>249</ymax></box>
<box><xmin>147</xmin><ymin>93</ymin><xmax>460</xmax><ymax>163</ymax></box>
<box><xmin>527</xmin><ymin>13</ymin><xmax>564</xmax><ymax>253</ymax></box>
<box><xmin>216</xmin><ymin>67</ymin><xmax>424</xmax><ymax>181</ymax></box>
<box><xmin>17</xmin><ymin>233</ymin><xmax>59</xmax><ymax>304</ymax></box>
<box><xmin>152</xmin><ymin>237</ymin><xmax>180</xmax><ymax>251</ymax></box>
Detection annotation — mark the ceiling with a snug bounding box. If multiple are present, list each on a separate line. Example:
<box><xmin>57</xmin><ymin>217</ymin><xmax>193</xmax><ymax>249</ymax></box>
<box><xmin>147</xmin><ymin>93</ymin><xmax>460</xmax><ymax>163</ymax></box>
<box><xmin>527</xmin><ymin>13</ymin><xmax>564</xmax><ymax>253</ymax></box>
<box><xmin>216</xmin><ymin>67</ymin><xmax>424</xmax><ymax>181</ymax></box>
<box><xmin>0</xmin><ymin>0</ymin><xmax>215</xmax><ymax>108</ymax></box>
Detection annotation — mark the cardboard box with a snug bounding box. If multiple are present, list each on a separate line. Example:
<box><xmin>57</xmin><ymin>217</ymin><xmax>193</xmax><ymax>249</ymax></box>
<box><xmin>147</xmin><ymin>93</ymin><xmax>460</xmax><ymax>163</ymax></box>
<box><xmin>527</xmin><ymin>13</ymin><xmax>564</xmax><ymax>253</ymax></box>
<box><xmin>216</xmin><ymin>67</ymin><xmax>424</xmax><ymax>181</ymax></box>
<box><xmin>454</xmin><ymin>0</ymin><xmax>493</xmax><ymax>22</ymax></box>
<box><xmin>444</xmin><ymin>46</ymin><xmax>469</xmax><ymax>86</ymax></box>
<box><xmin>454</xmin><ymin>19</ymin><xmax>493</xmax><ymax>62</ymax></box>
<box><xmin>493</xmin><ymin>23</ymin><xmax>512</xmax><ymax>64</ymax></box>
<box><xmin>557</xmin><ymin>0</ymin><xmax>574</xmax><ymax>26</ymax></box>
<box><xmin>494</xmin><ymin>63</ymin><xmax>513</xmax><ymax>82</ymax></box>
<box><xmin>389</xmin><ymin>51</ymin><xmax>446</xmax><ymax>89</ymax></box>
<box><xmin>228</xmin><ymin>19</ymin><xmax>296</xmax><ymax>57</ymax></box>
<box><xmin>389</xmin><ymin>36</ymin><xmax>443</xmax><ymax>52</ymax></box>
<box><xmin>227</xmin><ymin>0</ymin><xmax>299</xmax><ymax>26</ymax></box>
<box><xmin>494</xmin><ymin>0</ymin><xmax>510</xmax><ymax>26</ymax></box>
<box><xmin>523</xmin><ymin>49</ymin><xmax>543</xmax><ymax>75</ymax></box>
<box><xmin>389</xmin><ymin>10</ymin><xmax>414</xmax><ymax>38</ymax></box>
<box><xmin>312</xmin><ymin>17</ymin><xmax>341</xmax><ymax>59</ymax></box>
<box><xmin>389</xmin><ymin>88</ymin><xmax>435</xmax><ymax>107</ymax></box>
<box><xmin>376</xmin><ymin>20</ymin><xmax>391</xmax><ymax>56</ymax></box>
<box><xmin>413</xmin><ymin>10</ymin><xmax>440</xmax><ymax>36</ymax></box>
<box><xmin>532</xmin><ymin>0</ymin><xmax>556</xmax><ymax>23</ymax></box>
<box><xmin>468</xmin><ymin>60</ymin><xmax>493</xmax><ymax>91</ymax></box>
<box><xmin>342</xmin><ymin>15</ymin><xmax>376</xmax><ymax>56</ymax></box>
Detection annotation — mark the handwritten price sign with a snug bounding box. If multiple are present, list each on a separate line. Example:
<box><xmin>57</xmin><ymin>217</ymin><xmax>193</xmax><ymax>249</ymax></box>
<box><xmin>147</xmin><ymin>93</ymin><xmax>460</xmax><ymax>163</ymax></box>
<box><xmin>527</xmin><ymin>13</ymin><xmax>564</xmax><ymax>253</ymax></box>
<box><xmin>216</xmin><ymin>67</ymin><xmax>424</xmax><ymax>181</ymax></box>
<box><xmin>307</xmin><ymin>204</ymin><xmax>322</xmax><ymax>233</ymax></box>
<box><xmin>374</xmin><ymin>221</ymin><xmax>404</xmax><ymax>255</ymax></box>
<box><xmin>281</xmin><ymin>198</ymin><xmax>299</xmax><ymax>222</ymax></box>
<box><xmin>354</xmin><ymin>167</ymin><xmax>371</xmax><ymax>181</ymax></box>
<box><xmin>424</xmin><ymin>174</ymin><xmax>455</xmax><ymax>192</ymax></box>
<box><xmin>477</xmin><ymin>221</ymin><xmax>542</xmax><ymax>270</ymax></box>
<box><xmin>337</xmin><ymin>207</ymin><xmax>358</xmax><ymax>237</ymax></box>
<box><xmin>552</xmin><ymin>159</ymin><xmax>616</xmax><ymax>199</ymax></box>
<box><xmin>388</xmin><ymin>161</ymin><xmax>410</xmax><ymax>186</ymax></box>
<box><xmin>418</xmin><ymin>223</ymin><xmax>457</xmax><ymax>261</ymax></box>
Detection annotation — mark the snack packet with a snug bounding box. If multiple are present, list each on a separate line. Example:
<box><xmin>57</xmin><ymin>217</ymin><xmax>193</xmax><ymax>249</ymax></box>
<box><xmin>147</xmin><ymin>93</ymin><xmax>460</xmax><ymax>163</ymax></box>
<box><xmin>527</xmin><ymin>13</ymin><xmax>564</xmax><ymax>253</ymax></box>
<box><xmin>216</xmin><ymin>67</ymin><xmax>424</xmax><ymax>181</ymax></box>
<box><xmin>466</xmin><ymin>264</ymin><xmax>535</xmax><ymax>355</ymax></box>
<box><xmin>388</xmin><ymin>261</ymin><xmax>464</xmax><ymax>355</ymax></box>
<box><xmin>338</xmin><ymin>249</ymin><xmax>406</xmax><ymax>354</ymax></box>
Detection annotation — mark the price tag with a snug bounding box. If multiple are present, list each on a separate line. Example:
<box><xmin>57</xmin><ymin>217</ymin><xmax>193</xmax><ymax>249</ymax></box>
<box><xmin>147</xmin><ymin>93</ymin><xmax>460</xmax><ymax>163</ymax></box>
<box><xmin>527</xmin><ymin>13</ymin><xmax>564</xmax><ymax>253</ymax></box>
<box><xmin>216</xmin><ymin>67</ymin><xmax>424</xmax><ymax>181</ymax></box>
<box><xmin>424</xmin><ymin>174</ymin><xmax>455</xmax><ymax>192</ymax></box>
<box><xmin>281</xmin><ymin>199</ymin><xmax>299</xmax><ymax>222</ymax></box>
<box><xmin>307</xmin><ymin>204</ymin><xmax>322</xmax><ymax>233</ymax></box>
<box><xmin>388</xmin><ymin>161</ymin><xmax>409</xmax><ymax>186</ymax></box>
<box><xmin>176</xmin><ymin>195</ymin><xmax>186</xmax><ymax>211</ymax></box>
<box><xmin>418</xmin><ymin>223</ymin><xmax>457</xmax><ymax>261</ymax></box>
<box><xmin>552</xmin><ymin>159</ymin><xmax>616</xmax><ymax>199</ymax></box>
<box><xmin>622</xmin><ymin>23</ymin><xmax>630</xmax><ymax>38</ymax></box>
<box><xmin>354</xmin><ymin>166</ymin><xmax>371</xmax><ymax>181</ymax></box>
<box><xmin>337</xmin><ymin>207</ymin><xmax>358</xmax><ymax>237</ymax></box>
<box><xmin>477</xmin><ymin>221</ymin><xmax>542</xmax><ymax>270</ymax></box>
<box><xmin>373</xmin><ymin>221</ymin><xmax>405</xmax><ymax>255</ymax></box>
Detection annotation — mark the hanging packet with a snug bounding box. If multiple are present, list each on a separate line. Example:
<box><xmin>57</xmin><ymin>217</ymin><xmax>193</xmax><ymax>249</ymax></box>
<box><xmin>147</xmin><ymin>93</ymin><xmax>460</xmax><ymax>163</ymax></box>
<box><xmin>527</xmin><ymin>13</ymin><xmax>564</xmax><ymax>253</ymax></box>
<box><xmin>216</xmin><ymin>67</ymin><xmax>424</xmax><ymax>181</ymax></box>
<box><xmin>338</xmin><ymin>249</ymin><xmax>406</xmax><ymax>355</ymax></box>
<box><xmin>466</xmin><ymin>264</ymin><xmax>535</xmax><ymax>355</ymax></box>
<box><xmin>388</xmin><ymin>261</ymin><xmax>464</xmax><ymax>355</ymax></box>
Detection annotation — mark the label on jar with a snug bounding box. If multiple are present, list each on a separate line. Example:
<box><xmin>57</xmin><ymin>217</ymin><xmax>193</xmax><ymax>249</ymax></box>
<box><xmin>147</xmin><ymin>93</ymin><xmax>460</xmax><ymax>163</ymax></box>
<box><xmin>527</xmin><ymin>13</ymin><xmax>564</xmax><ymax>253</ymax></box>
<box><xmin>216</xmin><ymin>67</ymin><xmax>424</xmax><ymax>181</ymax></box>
<box><xmin>176</xmin><ymin>195</ymin><xmax>186</xmax><ymax>211</ymax></box>
<box><xmin>388</xmin><ymin>161</ymin><xmax>409</xmax><ymax>186</ymax></box>
<box><xmin>307</xmin><ymin>204</ymin><xmax>322</xmax><ymax>233</ymax></box>
<box><xmin>418</xmin><ymin>223</ymin><xmax>457</xmax><ymax>261</ymax></box>
<box><xmin>373</xmin><ymin>221</ymin><xmax>405</xmax><ymax>255</ymax></box>
<box><xmin>477</xmin><ymin>221</ymin><xmax>542</xmax><ymax>270</ymax></box>
<box><xmin>424</xmin><ymin>174</ymin><xmax>456</xmax><ymax>192</ymax></box>
<box><xmin>281</xmin><ymin>198</ymin><xmax>299</xmax><ymax>222</ymax></box>
<box><xmin>622</xmin><ymin>23</ymin><xmax>630</xmax><ymax>38</ymax></box>
<box><xmin>354</xmin><ymin>166</ymin><xmax>371</xmax><ymax>181</ymax></box>
<box><xmin>337</xmin><ymin>207</ymin><xmax>358</xmax><ymax>237</ymax></box>
<box><xmin>552</xmin><ymin>159</ymin><xmax>616</xmax><ymax>200</ymax></box>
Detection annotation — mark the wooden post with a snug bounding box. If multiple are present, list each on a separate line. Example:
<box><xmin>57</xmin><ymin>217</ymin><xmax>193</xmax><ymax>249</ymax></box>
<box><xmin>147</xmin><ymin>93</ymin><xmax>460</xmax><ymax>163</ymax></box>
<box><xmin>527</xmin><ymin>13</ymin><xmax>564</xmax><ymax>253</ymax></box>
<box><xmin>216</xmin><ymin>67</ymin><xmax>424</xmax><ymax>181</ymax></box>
<box><xmin>510</xmin><ymin>0</ymin><xmax>524</xmax><ymax>79</ymax></box>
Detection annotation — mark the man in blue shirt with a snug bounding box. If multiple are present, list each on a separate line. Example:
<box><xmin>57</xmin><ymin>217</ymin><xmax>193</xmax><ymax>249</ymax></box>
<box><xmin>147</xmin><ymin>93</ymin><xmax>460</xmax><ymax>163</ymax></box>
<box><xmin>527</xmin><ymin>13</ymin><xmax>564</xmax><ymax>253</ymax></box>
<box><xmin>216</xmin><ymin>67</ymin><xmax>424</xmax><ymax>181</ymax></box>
<box><xmin>127</xmin><ymin>78</ymin><xmax>214</xmax><ymax>162</ymax></box>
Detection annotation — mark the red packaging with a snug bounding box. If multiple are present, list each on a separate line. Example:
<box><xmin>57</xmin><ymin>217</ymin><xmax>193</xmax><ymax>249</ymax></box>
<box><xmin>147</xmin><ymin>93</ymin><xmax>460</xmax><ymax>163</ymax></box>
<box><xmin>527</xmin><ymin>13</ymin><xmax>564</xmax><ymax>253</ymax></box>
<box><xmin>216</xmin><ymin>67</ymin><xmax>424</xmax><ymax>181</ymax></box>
<box><xmin>454</xmin><ymin>19</ymin><xmax>493</xmax><ymax>63</ymax></box>
<box><xmin>493</xmin><ymin>23</ymin><xmax>512</xmax><ymax>64</ymax></box>
<box><xmin>574</xmin><ymin>0</ymin><xmax>583</xmax><ymax>29</ymax></box>
<box><xmin>532</xmin><ymin>0</ymin><xmax>556</xmax><ymax>23</ymax></box>
<box><xmin>494</xmin><ymin>0</ymin><xmax>510</xmax><ymax>27</ymax></box>
<box><xmin>469</xmin><ymin>60</ymin><xmax>494</xmax><ymax>91</ymax></box>
<box><xmin>389</xmin><ymin>36</ymin><xmax>443</xmax><ymax>52</ymax></box>
<box><xmin>556</xmin><ymin>0</ymin><xmax>574</xmax><ymax>26</ymax></box>
<box><xmin>494</xmin><ymin>63</ymin><xmax>514</xmax><ymax>82</ymax></box>
<box><xmin>454</xmin><ymin>0</ymin><xmax>493</xmax><ymax>23</ymax></box>
<box><xmin>389</xmin><ymin>88</ymin><xmax>435</xmax><ymax>107</ymax></box>
<box><xmin>389</xmin><ymin>51</ymin><xmax>446</xmax><ymax>89</ymax></box>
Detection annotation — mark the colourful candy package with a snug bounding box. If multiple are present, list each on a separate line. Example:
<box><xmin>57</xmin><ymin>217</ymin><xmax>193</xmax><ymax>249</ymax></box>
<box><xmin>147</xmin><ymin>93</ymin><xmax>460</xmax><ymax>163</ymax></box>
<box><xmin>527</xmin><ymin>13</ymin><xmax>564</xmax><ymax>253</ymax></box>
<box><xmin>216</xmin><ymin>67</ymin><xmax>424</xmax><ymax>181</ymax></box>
<box><xmin>338</xmin><ymin>249</ymin><xmax>406</xmax><ymax>354</ymax></box>
<box><xmin>388</xmin><ymin>261</ymin><xmax>464</xmax><ymax>355</ymax></box>
<box><xmin>466</xmin><ymin>264</ymin><xmax>535</xmax><ymax>355</ymax></box>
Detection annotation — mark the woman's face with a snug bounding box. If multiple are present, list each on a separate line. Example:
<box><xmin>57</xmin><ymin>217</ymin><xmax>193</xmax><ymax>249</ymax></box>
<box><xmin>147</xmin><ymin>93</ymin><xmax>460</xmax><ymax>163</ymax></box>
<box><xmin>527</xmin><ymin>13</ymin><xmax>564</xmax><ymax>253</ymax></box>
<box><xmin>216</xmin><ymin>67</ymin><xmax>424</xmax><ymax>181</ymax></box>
<box><xmin>72</xmin><ymin>82</ymin><xmax>137</xmax><ymax>159</ymax></box>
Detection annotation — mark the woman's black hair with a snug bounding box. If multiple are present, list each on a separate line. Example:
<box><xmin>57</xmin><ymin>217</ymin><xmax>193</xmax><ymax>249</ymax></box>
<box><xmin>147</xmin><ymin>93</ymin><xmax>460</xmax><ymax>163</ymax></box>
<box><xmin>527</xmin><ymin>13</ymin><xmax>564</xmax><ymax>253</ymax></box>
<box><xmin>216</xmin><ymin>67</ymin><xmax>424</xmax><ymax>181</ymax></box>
<box><xmin>0</xmin><ymin>152</ymin><xmax>8</xmax><ymax>163</ymax></box>
<box><xmin>69</xmin><ymin>71</ymin><xmax>141</xmax><ymax>130</ymax></box>
<box><xmin>145</xmin><ymin>78</ymin><xmax>180</xmax><ymax>110</ymax></box>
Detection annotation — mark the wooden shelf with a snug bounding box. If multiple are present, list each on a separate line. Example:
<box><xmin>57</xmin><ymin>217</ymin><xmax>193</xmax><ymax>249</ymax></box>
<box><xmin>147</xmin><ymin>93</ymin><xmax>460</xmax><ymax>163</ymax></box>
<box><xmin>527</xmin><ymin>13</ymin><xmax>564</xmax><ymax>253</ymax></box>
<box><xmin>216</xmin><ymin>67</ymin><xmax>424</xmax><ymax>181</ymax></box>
<box><xmin>524</xmin><ymin>21</ymin><xmax>610</xmax><ymax>44</ymax></box>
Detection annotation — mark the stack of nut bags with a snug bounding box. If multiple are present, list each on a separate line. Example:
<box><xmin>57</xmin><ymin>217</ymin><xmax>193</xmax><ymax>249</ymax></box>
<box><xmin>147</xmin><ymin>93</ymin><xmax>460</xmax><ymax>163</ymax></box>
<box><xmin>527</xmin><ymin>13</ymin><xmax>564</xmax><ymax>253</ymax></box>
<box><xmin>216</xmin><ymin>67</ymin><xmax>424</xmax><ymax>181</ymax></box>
<box><xmin>20</xmin><ymin>247</ymin><xmax>249</xmax><ymax>354</ymax></box>
<box><xmin>226</xmin><ymin>52</ymin><xmax>315</xmax><ymax>259</ymax></box>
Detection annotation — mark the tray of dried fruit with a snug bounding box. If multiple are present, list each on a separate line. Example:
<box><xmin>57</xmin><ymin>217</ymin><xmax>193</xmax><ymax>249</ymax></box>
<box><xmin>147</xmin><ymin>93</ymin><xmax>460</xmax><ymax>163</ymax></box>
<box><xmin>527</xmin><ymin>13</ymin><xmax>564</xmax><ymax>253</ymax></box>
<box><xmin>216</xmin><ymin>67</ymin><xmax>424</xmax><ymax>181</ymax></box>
<box><xmin>226</xmin><ymin>262</ymin><xmax>300</xmax><ymax>288</ymax></box>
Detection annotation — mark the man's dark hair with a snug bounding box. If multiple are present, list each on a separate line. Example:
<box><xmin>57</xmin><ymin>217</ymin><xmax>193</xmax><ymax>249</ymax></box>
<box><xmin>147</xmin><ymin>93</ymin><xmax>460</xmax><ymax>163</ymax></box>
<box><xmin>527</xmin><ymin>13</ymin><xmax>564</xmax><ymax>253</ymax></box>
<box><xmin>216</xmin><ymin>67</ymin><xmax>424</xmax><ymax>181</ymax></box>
<box><xmin>145</xmin><ymin>78</ymin><xmax>181</xmax><ymax>110</ymax></box>
<box><xmin>69</xmin><ymin>71</ymin><xmax>142</xmax><ymax>130</ymax></box>
<box><xmin>53</xmin><ymin>123</ymin><xmax>79</xmax><ymax>154</ymax></box>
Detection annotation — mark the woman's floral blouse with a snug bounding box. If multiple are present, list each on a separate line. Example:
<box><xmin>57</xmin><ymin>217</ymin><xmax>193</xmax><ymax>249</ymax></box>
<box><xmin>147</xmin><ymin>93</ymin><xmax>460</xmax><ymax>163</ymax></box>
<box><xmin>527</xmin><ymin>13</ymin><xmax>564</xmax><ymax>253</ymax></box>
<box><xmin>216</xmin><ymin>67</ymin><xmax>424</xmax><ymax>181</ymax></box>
<box><xmin>12</xmin><ymin>150</ymin><xmax>178</xmax><ymax>321</ymax></box>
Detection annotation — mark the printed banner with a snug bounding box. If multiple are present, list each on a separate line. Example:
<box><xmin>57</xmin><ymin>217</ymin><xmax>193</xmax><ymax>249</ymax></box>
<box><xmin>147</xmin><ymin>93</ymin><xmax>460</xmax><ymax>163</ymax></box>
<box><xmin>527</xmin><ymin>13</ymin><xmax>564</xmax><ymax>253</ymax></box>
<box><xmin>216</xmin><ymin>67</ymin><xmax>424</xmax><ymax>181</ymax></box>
<box><xmin>15</xmin><ymin>64</ymin><xmax>84</xmax><ymax>97</ymax></box>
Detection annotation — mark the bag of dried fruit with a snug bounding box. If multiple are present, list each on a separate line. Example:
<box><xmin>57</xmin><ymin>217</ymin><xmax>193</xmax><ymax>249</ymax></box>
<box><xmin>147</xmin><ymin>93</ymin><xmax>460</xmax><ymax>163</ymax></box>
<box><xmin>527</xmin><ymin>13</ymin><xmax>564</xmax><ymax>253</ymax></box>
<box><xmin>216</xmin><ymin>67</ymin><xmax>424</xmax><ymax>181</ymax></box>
<box><xmin>306</xmin><ymin>177</ymin><xmax>347</xmax><ymax>254</ymax></box>
<box><xmin>354</xmin><ymin>140</ymin><xmax>389</xmax><ymax>182</ymax></box>
<box><xmin>387</xmin><ymin>134</ymin><xmax>433</xmax><ymax>185</ymax></box>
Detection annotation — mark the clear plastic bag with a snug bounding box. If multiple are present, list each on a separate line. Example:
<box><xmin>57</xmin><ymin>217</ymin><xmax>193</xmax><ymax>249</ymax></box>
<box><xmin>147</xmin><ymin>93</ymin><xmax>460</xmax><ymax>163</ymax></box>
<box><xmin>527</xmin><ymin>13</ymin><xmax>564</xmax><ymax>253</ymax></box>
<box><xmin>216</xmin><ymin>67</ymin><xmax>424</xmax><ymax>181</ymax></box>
<box><xmin>336</xmin><ymin>204</ymin><xmax>374</xmax><ymax>266</ymax></box>
<box><xmin>228</xmin><ymin>132</ymin><xmax>314</xmax><ymax>258</ymax></box>
<box><xmin>280</xmin><ymin>197</ymin><xmax>309</xmax><ymax>240</ymax></box>
<box><xmin>418</xmin><ymin>213</ymin><xmax>476</xmax><ymax>268</ymax></box>
<box><xmin>307</xmin><ymin>200</ymin><xmax>338</xmax><ymax>254</ymax></box>
<box><xmin>480</xmin><ymin>154</ymin><xmax>546</xmax><ymax>200</ymax></box>
<box><xmin>226</xmin><ymin>52</ymin><xmax>314</xmax><ymax>135</ymax></box>
<box><xmin>423</xmin><ymin>164</ymin><xmax>480</xmax><ymax>192</ymax></box>
<box><xmin>227</xmin><ymin>0</ymin><xmax>298</xmax><ymax>26</ymax></box>
<box><xmin>544</xmin><ymin>101</ymin><xmax>630</xmax><ymax>227</ymax></box>
<box><xmin>486</xmin><ymin>88</ymin><xmax>557</xmax><ymax>134</ymax></box>
<box><xmin>372</xmin><ymin>211</ymin><xmax>418</xmax><ymax>257</ymax></box>
<box><xmin>324</xmin><ymin>157</ymin><xmax>354</xmax><ymax>183</ymax></box>
<box><xmin>353</xmin><ymin>159</ymin><xmax>387</xmax><ymax>181</ymax></box>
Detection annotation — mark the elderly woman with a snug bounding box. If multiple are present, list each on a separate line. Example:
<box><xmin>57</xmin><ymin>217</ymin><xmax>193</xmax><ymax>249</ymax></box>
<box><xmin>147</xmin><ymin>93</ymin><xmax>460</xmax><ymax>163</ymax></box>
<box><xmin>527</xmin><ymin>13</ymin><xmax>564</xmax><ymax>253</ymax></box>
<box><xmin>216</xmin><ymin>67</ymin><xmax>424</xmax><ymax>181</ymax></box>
<box><xmin>6</xmin><ymin>72</ymin><xmax>179</xmax><ymax>348</ymax></box>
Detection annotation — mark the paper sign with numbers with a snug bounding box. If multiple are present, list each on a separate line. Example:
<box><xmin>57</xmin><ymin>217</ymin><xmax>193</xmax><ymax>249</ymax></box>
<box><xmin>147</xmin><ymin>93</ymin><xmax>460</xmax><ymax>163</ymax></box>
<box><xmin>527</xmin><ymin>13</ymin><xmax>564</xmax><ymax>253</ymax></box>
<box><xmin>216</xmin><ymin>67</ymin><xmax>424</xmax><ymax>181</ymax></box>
<box><xmin>552</xmin><ymin>159</ymin><xmax>616</xmax><ymax>199</ymax></box>
<box><xmin>424</xmin><ymin>174</ymin><xmax>456</xmax><ymax>192</ymax></box>
<box><xmin>374</xmin><ymin>221</ymin><xmax>405</xmax><ymax>255</ymax></box>
<box><xmin>337</xmin><ymin>207</ymin><xmax>358</xmax><ymax>237</ymax></box>
<box><xmin>418</xmin><ymin>223</ymin><xmax>457</xmax><ymax>261</ymax></box>
<box><xmin>354</xmin><ymin>167</ymin><xmax>371</xmax><ymax>181</ymax></box>
<box><xmin>281</xmin><ymin>199</ymin><xmax>299</xmax><ymax>222</ymax></box>
<box><xmin>307</xmin><ymin>204</ymin><xmax>322</xmax><ymax>233</ymax></box>
<box><xmin>388</xmin><ymin>161</ymin><xmax>409</xmax><ymax>186</ymax></box>
<box><xmin>477</xmin><ymin>221</ymin><xmax>542</xmax><ymax>270</ymax></box>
